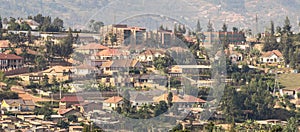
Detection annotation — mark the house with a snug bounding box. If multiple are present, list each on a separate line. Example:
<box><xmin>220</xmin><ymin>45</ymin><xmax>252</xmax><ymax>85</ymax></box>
<box><xmin>279</xmin><ymin>89</ymin><xmax>295</xmax><ymax>97</ymax></box>
<box><xmin>103</xmin><ymin>96</ymin><xmax>123</xmax><ymax>110</ymax></box>
<box><xmin>57</xmin><ymin>108</ymin><xmax>82</xmax><ymax>118</ymax></box>
<box><xmin>73</xmin><ymin>64</ymin><xmax>98</xmax><ymax>76</ymax></box>
<box><xmin>1</xmin><ymin>99</ymin><xmax>35</xmax><ymax>113</ymax></box>
<box><xmin>130</xmin><ymin>93</ymin><xmax>154</xmax><ymax>107</ymax></box>
<box><xmin>0</xmin><ymin>40</ymin><xmax>10</xmax><ymax>53</ymax></box>
<box><xmin>137</xmin><ymin>49</ymin><xmax>165</xmax><ymax>64</ymax></box>
<box><xmin>135</xmin><ymin>74</ymin><xmax>167</xmax><ymax>88</ymax></box>
<box><xmin>18</xmin><ymin>66</ymin><xmax>73</xmax><ymax>85</ymax></box>
<box><xmin>101</xmin><ymin>59</ymin><xmax>143</xmax><ymax>75</ymax></box>
<box><xmin>94</xmin><ymin>48</ymin><xmax>129</xmax><ymax>61</ymax></box>
<box><xmin>76</xmin><ymin>43</ymin><xmax>108</xmax><ymax>55</ymax></box>
<box><xmin>0</xmin><ymin>53</ymin><xmax>23</xmax><ymax>71</ymax></box>
<box><xmin>168</xmin><ymin>65</ymin><xmax>211</xmax><ymax>77</ymax></box>
<box><xmin>41</xmin><ymin>66</ymin><xmax>73</xmax><ymax>82</ymax></box>
<box><xmin>260</xmin><ymin>50</ymin><xmax>283</xmax><ymax>63</ymax></box>
<box><xmin>225</xmin><ymin>50</ymin><xmax>243</xmax><ymax>63</ymax></box>
<box><xmin>23</xmin><ymin>19</ymin><xmax>40</xmax><ymax>30</ymax></box>
<box><xmin>59</xmin><ymin>96</ymin><xmax>84</xmax><ymax>109</ymax></box>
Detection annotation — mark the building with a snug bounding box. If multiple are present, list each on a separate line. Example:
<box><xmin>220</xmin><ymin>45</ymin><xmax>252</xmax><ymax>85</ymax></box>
<box><xmin>146</xmin><ymin>30</ymin><xmax>174</xmax><ymax>46</ymax></box>
<box><xmin>225</xmin><ymin>50</ymin><xmax>243</xmax><ymax>63</ymax></box>
<box><xmin>103</xmin><ymin>96</ymin><xmax>123</xmax><ymax>110</ymax></box>
<box><xmin>260</xmin><ymin>50</ymin><xmax>283</xmax><ymax>63</ymax></box>
<box><xmin>59</xmin><ymin>96</ymin><xmax>85</xmax><ymax>109</ymax></box>
<box><xmin>94</xmin><ymin>48</ymin><xmax>129</xmax><ymax>61</ymax></box>
<box><xmin>0</xmin><ymin>40</ymin><xmax>10</xmax><ymax>53</ymax></box>
<box><xmin>99</xmin><ymin>24</ymin><xmax>146</xmax><ymax>47</ymax></box>
<box><xmin>76</xmin><ymin>43</ymin><xmax>108</xmax><ymax>55</ymax></box>
<box><xmin>130</xmin><ymin>93</ymin><xmax>154</xmax><ymax>107</ymax></box>
<box><xmin>0</xmin><ymin>53</ymin><xmax>23</xmax><ymax>71</ymax></box>
<box><xmin>1</xmin><ymin>99</ymin><xmax>35</xmax><ymax>113</ymax></box>
<box><xmin>101</xmin><ymin>59</ymin><xmax>143</xmax><ymax>75</ymax></box>
<box><xmin>137</xmin><ymin>49</ymin><xmax>165</xmax><ymax>64</ymax></box>
<box><xmin>203</xmin><ymin>31</ymin><xmax>245</xmax><ymax>46</ymax></box>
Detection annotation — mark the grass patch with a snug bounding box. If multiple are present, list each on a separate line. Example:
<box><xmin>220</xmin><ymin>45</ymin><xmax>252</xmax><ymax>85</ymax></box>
<box><xmin>278</xmin><ymin>74</ymin><xmax>300</xmax><ymax>90</ymax></box>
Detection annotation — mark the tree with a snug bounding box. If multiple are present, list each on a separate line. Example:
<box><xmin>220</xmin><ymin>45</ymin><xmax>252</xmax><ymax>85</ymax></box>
<box><xmin>283</xmin><ymin>16</ymin><xmax>292</xmax><ymax>34</ymax></box>
<box><xmin>283</xmin><ymin>117</ymin><xmax>297</xmax><ymax>132</ymax></box>
<box><xmin>0</xmin><ymin>16</ymin><xmax>2</xmax><ymax>29</ymax></box>
<box><xmin>88</xmin><ymin>19</ymin><xmax>104</xmax><ymax>32</ymax></box>
<box><xmin>20</xmin><ymin>22</ymin><xmax>31</xmax><ymax>31</ymax></box>
<box><xmin>167</xmin><ymin>92</ymin><xmax>173</xmax><ymax>107</ymax></box>
<box><xmin>233</xmin><ymin>27</ymin><xmax>238</xmax><ymax>32</ymax></box>
<box><xmin>67</xmin><ymin>115</ymin><xmax>78</xmax><ymax>122</ymax></box>
<box><xmin>34</xmin><ymin>103</ymin><xmax>54</xmax><ymax>120</ymax></box>
<box><xmin>196</xmin><ymin>20</ymin><xmax>202</xmax><ymax>33</ymax></box>
<box><xmin>122</xmin><ymin>89</ymin><xmax>131</xmax><ymax>114</ymax></box>
<box><xmin>60</xmin><ymin>28</ymin><xmax>74</xmax><ymax>59</ymax></box>
<box><xmin>207</xmin><ymin>20</ymin><xmax>214</xmax><ymax>32</ymax></box>
<box><xmin>56</xmin><ymin>120</ymin><xmax>69</xmax><ymax>128</ymax></box>
<box><xmin>222</xmin><ymin>23</ymin><xmax>227</xmax><ymax>32</ymax></box>
<box><xmin>154</xmin><ymin>101</ymin><xmax>168</xmax><ymax>116</ymax></box>
<box><xmin>52</xmin><ymin>17</ymin><xmax>64</xmax><ymax>31</ymax></box>
<box><xmin>270</xmin><ymin>21</ymin><xmax>275</xmax><ymax>35</ymax></box>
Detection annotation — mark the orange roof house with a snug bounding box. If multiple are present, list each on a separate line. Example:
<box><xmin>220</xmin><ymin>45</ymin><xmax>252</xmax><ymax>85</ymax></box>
<box><xmin>60</xmin><ymin>96</ymin><xmax>85</xmax><ymax>109</ymax></box>
<box><xmin>260</xmin><ymin>50</ymin><xmax>283</xmax><ymax>63</ymax></box>
<box><xmin>103</xmin><ymin>96</ymin><xmax>123</xmax><ymax>110</ymax></box>
<box><xmin>76</xmin><ymin>43</ymin><xmax>108</xmax><ymax>55</ymax></box>
<box><xmin>104</xmin><ymin>96</ymin><xmax>123</xmax><ymax>103</ymax></box>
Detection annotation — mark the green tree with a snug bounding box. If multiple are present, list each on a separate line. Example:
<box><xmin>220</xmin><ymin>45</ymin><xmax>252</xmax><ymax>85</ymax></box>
<box><xmin>52</xmin><ymin>17</ymin><xmax>64</xmax><ymax>31</ymax></box>
<box><xmin>34</xmin><ymin>103</ymin><xmax>54</xmax><ymax>120</ymax></box>
<box><xmin>196</xmin><ymin>20</ymin><xmax>202</xmax><ymax>33</ymax></box>
<box><xmin>60</xmin><ymin>28</ymin><xmax>74</xmax><ymax>59</ymax></box>
<box><xmin>283</xmin><ymin>16</ymin><xmax>292</xmax><ymax>34</ymax></box>
<box><xmin>56</xmin><ymin>120</ymin><xmax>69</xmax><ymax>128</ymax></box>
<box><xmin>122</xmin><ymin>89</ymin><xmax>131</xmax><ymax>114</ymax></box>
<box><xmin>67</xmin><ymin>115</ymin><xmax>78</xmax><ymax>122</ymax></box>
<box><xmin>233</xmin><ymin>27</ymin><xmax>238</xmax><ymax>32</ymax></box>
<box><xmin>20</xmin><ymin>22</ymin><xmax>31</xmax><ymax>31</ymax></box>
<box><xmin>283</xmin><ymin>117</ymin><xmax>297</xmax><ymax>132</ymax></box>
<box><xmin>167</xmin><ymin>92</ymin><xmax>173</xmax><ymax>107</ymax></box>
<box><xmin>0</xmin><ymin>16</ymin><xmax>2</xmax><ymax>29</ymax></box>
<box><xmin>207</xmin><ymin>20</ymin><xmax>214</xmax><ymax>32</ymax></box>
<box><xmin>222</xmin><ymin>23</ymin><xmax>227</xmax><ymax>32</ymax></box>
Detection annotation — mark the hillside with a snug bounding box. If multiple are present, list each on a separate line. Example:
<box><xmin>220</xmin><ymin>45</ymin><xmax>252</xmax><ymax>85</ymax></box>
<box><xmin>0</xmin><ymin>0</ymin><xmax>299</xmax><ymax>32</ymax></box>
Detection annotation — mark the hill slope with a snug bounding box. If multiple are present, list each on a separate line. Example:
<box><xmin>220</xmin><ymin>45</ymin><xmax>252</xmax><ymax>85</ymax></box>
<box><xmin>0</xmin><ymin>0</ymin><xmax>299</xmax><ymax>32</ymax></box>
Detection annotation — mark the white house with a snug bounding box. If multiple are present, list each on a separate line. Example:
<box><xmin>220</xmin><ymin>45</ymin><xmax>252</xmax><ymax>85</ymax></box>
<box><xmin>103</xmin><ymin>96</ymin><xmax>123</xmax><ymax>110</ymax></box>
<box><xmin>137</xmin><ymin>49</ymin><xmax>165</xmax><ymax>64</ymax></box>
<box><xmin>260</xmin><ymin>50</ymin><xmax>283</xmax><ymax>63</ymax></box>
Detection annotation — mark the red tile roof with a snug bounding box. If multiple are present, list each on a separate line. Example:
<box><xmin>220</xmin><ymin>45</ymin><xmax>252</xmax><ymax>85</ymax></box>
<box><xmin>262</xmin><ymin>50</ymin><xmax>283</xmax><ymax>58</ymax></box>
<box><xmin>61</xmin><ymin>96</ymin><xmax>84</xmax><ymax>102</ymax></box>
<box><xmin>58</xmin><ymin>108</ymin><xmax>74</xmax><ymax>115</ymax></box>
<box><xmin>0</xmin><ymin>53</ymin><xmax>23</xmax><ymax>60</ymax></box>
<box><xmin>104</xmin><ymin>96</ymin><xmax>123</xmax><ymax>103</ymax></box>
<box><xmin>96</xmin><ymin>49</ymin><xmax>121</xmax><ymax>56</ymax></box>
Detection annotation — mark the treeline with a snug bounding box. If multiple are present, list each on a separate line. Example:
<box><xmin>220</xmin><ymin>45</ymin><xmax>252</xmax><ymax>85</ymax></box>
<box><xmin>262</xmin><ymin>16</ymin><xmax>300</xmax><ymax>69</ymax></box>
<box><xmin>1</xmin><ymin>14</ymin><xmax>64</xmax><ymax>32</ymax></box>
